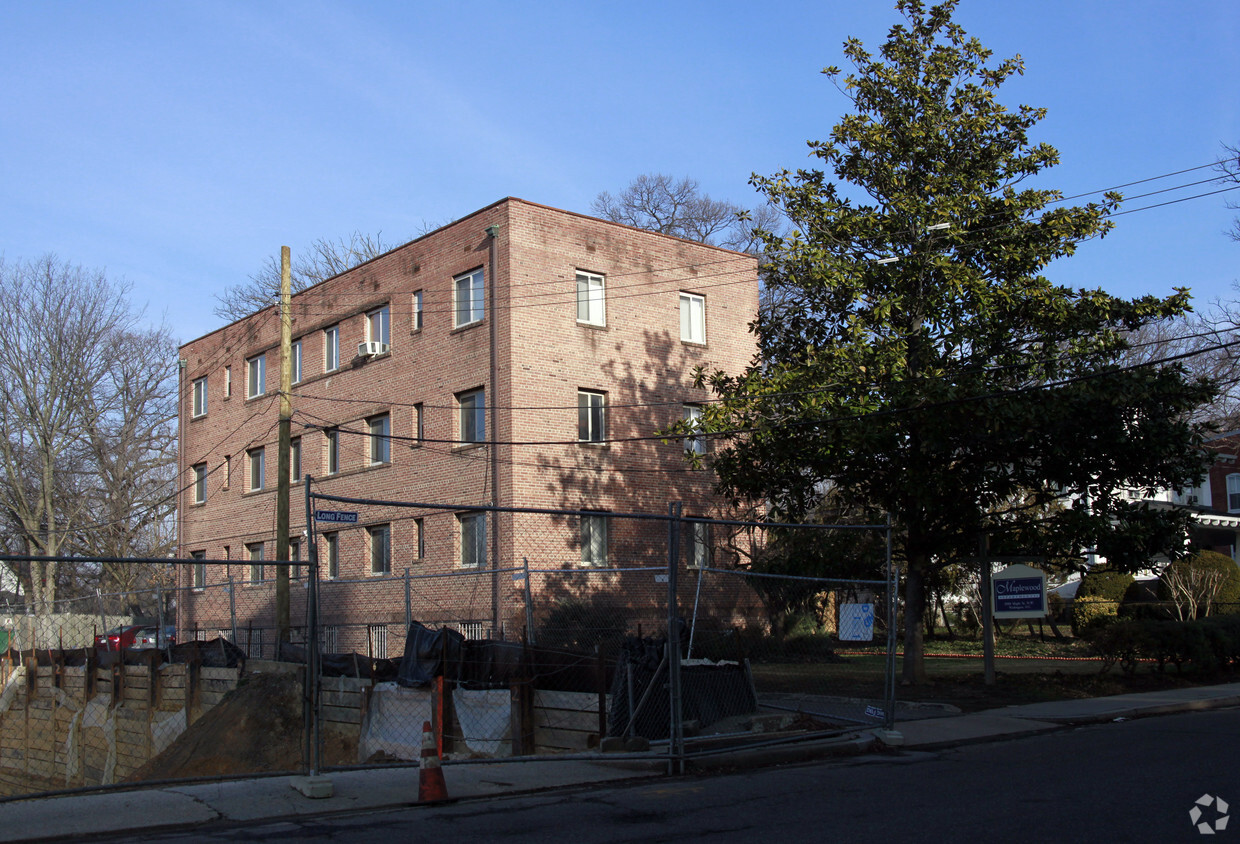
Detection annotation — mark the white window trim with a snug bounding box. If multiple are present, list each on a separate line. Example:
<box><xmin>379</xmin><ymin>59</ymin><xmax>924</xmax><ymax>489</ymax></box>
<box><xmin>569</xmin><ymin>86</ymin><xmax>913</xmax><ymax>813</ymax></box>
<box><xmin>680</xmin><ymin>292</ymin><xmax>705</xmax><ymax>344</ymax></box>
<box><xmin>580</xmin><ymin>513</ymin><xmax>608</xmax><ymax>566</ymax></box>
<box><xmin>325</xmin><ymin>428</ymin><xmax>339</xmax><ymax>475</ymax></box>
<box><xmin>459</xmin><ymin>512</ymin><xmax>486</xmax><ymax>568</ymax></box>
<box><xmin>458</xmin><ymin>389</ymin><xmax>485</xmax><ymax>445</ymax></box>
<box><xmin>1227</xmin><ymin>473</ymin><xmax>1240</xmax><ymax>513</ymax></box>
<box><xmin>413</xmin><ymin>290</ymin><xmax>424</xmax><ymax>331</ymax></box>
<box><xmin>191</xmin><ymin>551</ymin><xmax>206</xmax><ymax>590</ymax></box>
<box><xmin>193</xmin><ymin>464</ymin><xmax>207</xmax><ymax>504</ymax></box>
<box><xmin>249</xmin><ymin>447</ymin><xmax>265</xmax><ymax>492</ymax></box>
<box><xmin>290</xmin><ymin>437</ymin><xmax>302</xmax><ymax>484</ymax></box>
<box><xmin>247</xmin><ymin>543</ymin><xmax>264</xmax><ymax>584</ymax></box>
<box><xmin>454</xmin><ymin>268</ymin><xmax>485</xmax><ymax>328</ymax></box>
<box><xmin>367</xmin><ymin>305</ymin><xmax>391</xmax><ymax>346</ymax></box>
<box><xmin>291</xmin><ymin>339</ymin><xmax>303</xmax><ymax>384</ymax></box>
<box><xmin>369</xmin><ymin>414</ymin><xmax>391</xmax><ymax>464</ymax></box>
<box><xmin>247</xmin><ymin>355</ymin><xmax>265</xmax><ymax>398</ymax></box>
<box><xmin>578</xmin><ymin>390</ymin><xmax>606</xmax><ymax>443</ymax></box>
<box><xmin>683</xmin><ymin>405</ymin><xmax>705</xmax><ymax>455</ymax></box>
<box><xmin>192</xmin><ymin>377</ymin><xmax>208</xmax><ymax>418</ymax></box>
<box><xmin>369</xmin><ymin>524</ymin><xmax>391</xmax><ymax>575</ymax></box>
<box><xmin>324</xmin><ymin>325</ymin><xmax>340</xmax><ymax>372</ymax></box>
<box><xmin>324</xmin><ymin>532</ymin><xmax>339</xmax><ymax>579</ymax></box>
<box><xmin>576</xmin><ymin>271</ymin><xmax>605</xmax><ymax>326</ymax></box>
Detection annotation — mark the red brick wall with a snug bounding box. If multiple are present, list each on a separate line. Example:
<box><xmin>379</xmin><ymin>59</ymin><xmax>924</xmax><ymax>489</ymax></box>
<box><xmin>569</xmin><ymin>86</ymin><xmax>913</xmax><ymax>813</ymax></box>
<box><xmin>177</xmin><ymin>198</ymin><xmax>759</xmax><ymax>637</ymax></box>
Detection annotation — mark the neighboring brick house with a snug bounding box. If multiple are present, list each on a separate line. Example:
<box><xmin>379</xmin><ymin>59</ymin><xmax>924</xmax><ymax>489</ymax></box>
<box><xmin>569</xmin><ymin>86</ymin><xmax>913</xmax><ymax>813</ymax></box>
<box><xmin>176</xmin><ymin>198</ymin><xmax>760</xmax><ymax>650</ymax></box>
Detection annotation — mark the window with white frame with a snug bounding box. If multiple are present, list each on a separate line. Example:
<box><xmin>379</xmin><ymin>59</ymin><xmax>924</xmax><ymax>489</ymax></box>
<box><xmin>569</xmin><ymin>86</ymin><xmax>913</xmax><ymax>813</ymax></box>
<box><xmin>413</xmin><ymin>290</ymin><xmax>424</xmax><ymax>331</ymax></box>
<box><xmin>580</xmin><ymin>513</ymin><xmax>608</xmax><ymax>566</ymax></box>
<box><xmin>683</xmin><ymin>404</ymin><xmax>704</xmax><ymax>455</ymax></box>
<box><xmin>249</xmin><ymin>447</ymin><xmax>265</xmax><ymax>491</ymax></box>
<box><xmin>578</xmin><ymin>390</ymin><xmax>606</xmax><ymax>443</ymax></box>
<box><xmin>247</xmin><ymin>354</ymin><xmax>266</xmax><ymax>398</ymax></box>
<box><xmin>458</xmin><ymin>389</ymin><xmax>485</xmax><ymax>445</ymax></box>
<box><xmin>247</xmin><ymin>542</ymin><xmax>264</xmax><ymax>583</ymax></box>
<box><xmin>368</xmin><ymin>414</ymin><xmax>391</xmax><ymax>464</ymax></box>
<box><xmin>191</xmin><ymin>550</ymin><xmax>206</xmax><ymax>589</ymax></box>
<box><xmin>324</xmin><ymin>325</ymin><xmax>340</xmax><ymax>372</ymax></box>
<box><xmin>369</xmin><ymin>524</ymin><xmax>391</xmax><ymax>575</ymax></box>
<box><xmin>454</xmin><ymin>268</ymin><xmax>484</xmax><ymax>328</ymax></box>
<box><xmin>691</xmin><ymin>521</ymin><xmax>710</xmax><ymax>568</ymax></box>
<box><xmin>1228</xmin><ymin>474</ymin><xmax>1240</xmax><ymax>512</ymax></box>
<box><xmin>325</xmin><ymin>428</ymin><xmax>339</xmax><ymax>474</ymax></box>
<box><xmin>193</xmin><ymin>463</ymin><xmax>207</xmax><ymax>504</ymax></box>
<box><xmin>679</xmin><ymin>292</ymin><xmax>705</xmax><ymax>344</ymax></box>
<box><xmin>290</xmin><ymin>538</ymin><xmax>301</xmax><ymax>581</ymax></box>
<box><xmin>367</xmin><ymin>305</ymin><xmax>390</xmax><ymax>347</ymax></box>
<box><xmin>576</xmin><ymin>271</ymin><xmax>605</xmax><ymax>326</ymax></box>
<box><xmin>459</xmin><ymin>512</ymin><xmax>486</xmax><ymax>568</ymax></box>
<box><xmin>291</xmin><ymin>339</ymin><xmax>303</xmax><ymax>384</ymax></box>
<box><xmin>224</xmin><ymin>366</ymin><xmax>232</xmax><ymax>398</ymax></box>
<box><xmin>192</xmin><ymin>377</ymin><xmax>208</xmax><ymax>417</ymax></box>
<box><xmin>290</xmin><ymin>437</ymin><xmax>302</xmax><ymax>483</ymax></box>
<box><xmin>324</xmin><ymin>532</ymin><xmax>339</xmax><ymax>579</ymax></box>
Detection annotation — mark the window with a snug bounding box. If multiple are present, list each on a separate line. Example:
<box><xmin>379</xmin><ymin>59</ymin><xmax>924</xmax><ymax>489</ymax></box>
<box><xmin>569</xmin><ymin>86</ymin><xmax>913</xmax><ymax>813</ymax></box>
<box><xmin>324</xmin><ymin>532</ymin><xmax>339</xmax><ymax>579</ymax></box>
<box><xmin>367</xmin><ymin>305</ymin><xmax>390</xmax><ymax>346</ymax></box>
<box><xmin>413</xmin><ymin>403</ymin><xmax>424</xmax><ymax>446</ymax></box>
<box><xmin>576</xmin><ymin>271</ymin><xmax>605</xmax><ymax>326</ymax></box>
<box><xmin>1228</xmin><ymin>474</ymin><xmax>1240</xmax><ymax>513</ymax></box>
<box><xmin>454</xmin><ymin>268</ymin><xmax>484</xmax><ymax>328</ymax></box>
<box><xmin>458</xmin><ymin>389</ymin><xmax>485</xmax><ymax>445</ymax></box>
<box><xmin>249</xmin><ymin>447</ymin><xmax>265</xmax><ymax>491</ymax></box>
<box><xmin>290</xmin><ymin>538</ymin><xmax>301</xmax><ymax>581</ymax></box>
<box><xmin>191</xmin><ymin>550</ymin><xmax>206</xmax><ymax>589</ymax></box>
<box><xmin>368</xmin><ymin>414</ymin><xmax>391</xmax><ymax>464</ymax></box>
<box><xmin>325</xmin><ymin>428</ymin><xmax>339</xmax><ymax>474</ymax></box>
<box><xmin>691</xmin><ymin>521</ymin><xmax>711</xmax><ymax>568</ymax></box>
<box><xmin>578</xmin><ymin>390</ymin><xmax>606</xmax><ymax>443</ymax></box>
<box><xmin>224</xmin><ymin>366</ymin><xmax>232</xmax><ymax>398</ymax></box>
<box><xmin>369</xmin><ymin>524</ymin><xmax>391</xmax><ymax>575</ymax></box>
<box><xmin>193</xmin><ymin>463</ymin><xmax>207</xmax><ymax>504</ymax></box>
<box><xmin>222</xmin><ymin>455</ymin><xmax>231</xmax><ymax>490</ymax></box>
<box><xmin>413</xmin><ymin>290</ymin><xmax>424</xmax><ymax>331</ymax></box>
<box><xmin>290</xmin><ymin>437</ymin><xmax>302</xmax><ymax>484</ymax></box>
<box><xmin>247</xmin><ymin>542</ymin><xmax>264</xmax><ymax>584</ymax></box>
<box><xmin>247</xmin><ymin>354</ymin><xmax>265</xmax><ymax>398</ymax></box>
<box><xmin>459</xmin><ymin>512</ymin><xmax>486</xmax><ymax>568</ymax></box>
<box><xmin>291</xmin><ymin>339</ymin><xmax>303</xmax><ymax>384</ymax></box>
<box><xmin>192</xmin><ymin>377</ymin><xmax>208</xmax><ymax>417</ymax></box>
<box><xmin>414</xmin><ymin>517</ymin><xmax>425</xmax><ymax>560</ymax></box>
<box><xmin>324</xmin><ymin>325</ymin><xmax>340</xmax><ymax>372</ymax></box>
<box><xmin>680</xmin><ymin>292</ymin><xmax>705</xmax><ymax>344</ymax></box>
<box><xmin>580</xmin><ymin>513</ymin><xmax>608</xmax><ymax>566</ymax></box>
<box><xmin>683</xmin><ymin>405</ymin><xmax>704</xmax><ymax>455</ymax></box>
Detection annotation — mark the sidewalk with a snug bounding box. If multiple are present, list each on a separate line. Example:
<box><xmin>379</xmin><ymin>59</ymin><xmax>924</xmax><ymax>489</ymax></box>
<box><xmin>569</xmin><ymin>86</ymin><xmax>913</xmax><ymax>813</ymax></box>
<box><xmin>2</xmin><ymin>682</ymin><xmax>1237</xmax><ymax>843</ymax></box>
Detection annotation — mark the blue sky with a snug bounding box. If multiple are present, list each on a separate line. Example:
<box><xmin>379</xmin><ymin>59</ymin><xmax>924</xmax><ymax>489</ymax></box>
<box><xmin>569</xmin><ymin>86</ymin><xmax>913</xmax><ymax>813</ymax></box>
<box><xmin>2</xmin><ymin>1</ymin><xmax>1237</xmax><ymax>344</ymax></box>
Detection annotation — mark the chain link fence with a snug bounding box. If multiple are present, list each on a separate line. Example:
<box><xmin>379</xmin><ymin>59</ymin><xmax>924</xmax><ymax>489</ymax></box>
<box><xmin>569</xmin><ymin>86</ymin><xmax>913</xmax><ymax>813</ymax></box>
<box><xmin>0</xmin><ymin>493</ymin><xmax>896</xmax><ymax>797</ymax></box>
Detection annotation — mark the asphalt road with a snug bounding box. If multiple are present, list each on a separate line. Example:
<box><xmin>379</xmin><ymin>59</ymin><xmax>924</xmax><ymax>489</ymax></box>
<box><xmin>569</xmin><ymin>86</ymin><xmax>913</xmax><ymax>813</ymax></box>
<box><xmin>105</xmin><ymin>707</ymin><xmax>1239</xmax><ymax>843</ymax></box>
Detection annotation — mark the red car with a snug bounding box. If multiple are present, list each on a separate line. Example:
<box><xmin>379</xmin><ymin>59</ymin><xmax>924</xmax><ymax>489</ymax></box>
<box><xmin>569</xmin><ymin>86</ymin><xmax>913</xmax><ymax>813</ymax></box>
<box><xmin>95</xmin><ymin>625</ymin><xmax>145</xmax><ymax>651</ymax></box>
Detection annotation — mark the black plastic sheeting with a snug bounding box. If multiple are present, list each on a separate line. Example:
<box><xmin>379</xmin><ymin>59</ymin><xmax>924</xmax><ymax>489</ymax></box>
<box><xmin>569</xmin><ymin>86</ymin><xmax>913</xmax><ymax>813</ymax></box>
<box><xmin>396</xmin><ymin>622</ymin><xmax>464</xmax><ymax>687</ymax></box>
<box><xmin>606</xmin><ymin>636</ymin><xmax>757</xmax><ymax>741</ymax></box>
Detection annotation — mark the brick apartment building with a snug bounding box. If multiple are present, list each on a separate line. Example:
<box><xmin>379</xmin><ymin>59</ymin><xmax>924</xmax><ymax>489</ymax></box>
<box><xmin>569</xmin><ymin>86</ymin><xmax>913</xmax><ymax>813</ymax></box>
<box><xmin>176</xmin><ymin>198</ymin><xmax>760</xmax><ymax>651</ymax></box>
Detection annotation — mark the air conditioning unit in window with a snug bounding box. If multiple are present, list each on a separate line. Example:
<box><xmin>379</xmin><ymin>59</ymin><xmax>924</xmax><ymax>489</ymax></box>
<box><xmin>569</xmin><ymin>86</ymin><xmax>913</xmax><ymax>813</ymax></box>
<box><xmin>1187</xmin><ymin>494</ymin><xmax>1200</xmax><ymax>505</ymax></box>
<box><xmin>358</xmin><ymin>341</ymin><xmax>389</xmax><ymax>357</ymax></box>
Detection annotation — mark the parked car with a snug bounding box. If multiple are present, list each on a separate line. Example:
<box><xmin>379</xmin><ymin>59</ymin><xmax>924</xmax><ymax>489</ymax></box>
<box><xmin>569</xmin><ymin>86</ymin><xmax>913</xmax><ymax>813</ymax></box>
<box><xmin>135</xmin><ymin>626</ymin><xmax>176</xmax><ymax>649</ymax></box>
<box><xmin>95</xmin><ymin>625</ymin><xmax>145</xmax><ymax>651</ymax></box>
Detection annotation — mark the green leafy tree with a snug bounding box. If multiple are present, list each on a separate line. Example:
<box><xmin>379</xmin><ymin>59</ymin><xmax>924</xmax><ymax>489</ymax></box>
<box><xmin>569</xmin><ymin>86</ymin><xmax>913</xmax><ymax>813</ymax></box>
<box><xmin>691</xmin><ymin>1</ymin><xmax>1216</xmax><ymax>681</ymax></box>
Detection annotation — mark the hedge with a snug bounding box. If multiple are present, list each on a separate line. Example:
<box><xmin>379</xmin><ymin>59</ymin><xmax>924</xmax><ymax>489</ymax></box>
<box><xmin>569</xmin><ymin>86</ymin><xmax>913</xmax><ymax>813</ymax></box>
<box><xmin>1083</xmin><ymin>614</ymin><xmax>1240</xmax><ymax>675</ymax></box>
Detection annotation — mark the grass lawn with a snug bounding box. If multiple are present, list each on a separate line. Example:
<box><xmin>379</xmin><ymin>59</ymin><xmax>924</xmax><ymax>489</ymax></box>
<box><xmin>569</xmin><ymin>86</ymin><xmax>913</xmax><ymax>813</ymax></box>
<box><xmin>744</xmin><ymin>631</ymin><xmax>1237</xmax><ymax>712</ymax></box>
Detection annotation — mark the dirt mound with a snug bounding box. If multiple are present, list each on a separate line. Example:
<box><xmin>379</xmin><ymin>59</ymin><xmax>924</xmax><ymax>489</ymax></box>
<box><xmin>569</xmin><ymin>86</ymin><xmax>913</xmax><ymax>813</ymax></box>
<box><xmin>127</xmin><ymin>670</ymin><xmax>356</xmax><ymax>781</ymax></box>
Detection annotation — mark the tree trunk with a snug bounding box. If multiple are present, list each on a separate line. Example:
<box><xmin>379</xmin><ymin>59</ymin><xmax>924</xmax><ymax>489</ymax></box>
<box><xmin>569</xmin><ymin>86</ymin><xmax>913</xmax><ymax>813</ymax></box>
<box><xmin>902</xmin><ymin>556</ymin><xmax>928</xmax><ymax>683</ymax></box>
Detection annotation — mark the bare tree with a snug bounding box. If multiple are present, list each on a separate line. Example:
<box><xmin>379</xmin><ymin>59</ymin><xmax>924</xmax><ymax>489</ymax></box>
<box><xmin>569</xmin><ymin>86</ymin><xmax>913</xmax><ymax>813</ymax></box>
<box><xmin>591</xmin><ymin>174</ymin><xmax>783</xmax><ymax>254</ymax></box>
<box><xmin>1218</xmin><ymin>142</ymin><xmax>1240</xmax><ymax>242</ymax></box>
<box><xmin>213</xmin><ymin>231</ymin><xmax>396</xmax><ymax>322</ymax></box>
<box><xmin>0</xmin><ymin>255</ymin><xmax>176</xmax><ymax>612</ymax></box>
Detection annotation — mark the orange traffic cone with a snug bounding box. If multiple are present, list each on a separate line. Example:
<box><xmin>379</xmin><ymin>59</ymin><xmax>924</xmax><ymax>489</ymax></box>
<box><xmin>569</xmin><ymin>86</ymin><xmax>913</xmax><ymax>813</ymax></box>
<box><xmin>418</xmin><ymin>720</ymin><xmax>450</xmax><ymax>803</ymax></box>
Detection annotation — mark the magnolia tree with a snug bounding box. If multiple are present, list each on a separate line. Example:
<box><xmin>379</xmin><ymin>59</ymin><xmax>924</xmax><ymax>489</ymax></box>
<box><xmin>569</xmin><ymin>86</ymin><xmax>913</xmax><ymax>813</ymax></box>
<box><xmin>686</xmin><ymin>1</ymin><xmax>1216</xmax><ymax>682</ymax></box>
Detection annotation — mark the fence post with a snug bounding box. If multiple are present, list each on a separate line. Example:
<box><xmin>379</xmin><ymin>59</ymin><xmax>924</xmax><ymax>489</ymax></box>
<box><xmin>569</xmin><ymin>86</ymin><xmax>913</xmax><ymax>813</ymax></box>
<box><xmin>522</xmin><ymin>557</ymin><xmax>535</xmax><ymax>645</ymax></box>
<box><xmin>303</xmin><ymin>474</ymin><xmax>322</xmax><ymax>777</ymax></box>
<box><xmin>883</xmin><ymin>514</ymin><xmax>898</xmax><ymax>731</ymax></box>
<box><xmin>404</xmin><ymin>568</ymin><xmax>411</xmax><ymax>630</ymax></box>
<box><xmin>666</xmin><ymin>502</ymin><xmax>683</xmax><ymax>774</ymax></box>
<box><xmin>228</xmin><ymin>576</ymin><xmax>237</xmax><ymax>646</ymax></box>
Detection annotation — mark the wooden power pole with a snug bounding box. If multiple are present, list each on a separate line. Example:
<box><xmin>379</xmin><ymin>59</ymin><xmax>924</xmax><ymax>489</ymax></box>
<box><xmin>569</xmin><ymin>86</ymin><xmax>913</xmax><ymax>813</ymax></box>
<box><xmin>276</xmin><ymin>246</ymin><xmax>292</xmax><ymax>646</ymax></box>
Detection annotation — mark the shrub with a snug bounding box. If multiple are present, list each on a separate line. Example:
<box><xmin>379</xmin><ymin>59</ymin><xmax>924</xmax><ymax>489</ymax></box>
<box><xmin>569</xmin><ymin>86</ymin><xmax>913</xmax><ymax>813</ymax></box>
<box><xmin>1159</xmin><ymin>550</ymin><xmax>1240</xmax><ymax>619</ymax></box>
<box><xmin>1071</xmin><ymin>595</ymin><xmax>1120</xmax><ymax>637</ymax></box>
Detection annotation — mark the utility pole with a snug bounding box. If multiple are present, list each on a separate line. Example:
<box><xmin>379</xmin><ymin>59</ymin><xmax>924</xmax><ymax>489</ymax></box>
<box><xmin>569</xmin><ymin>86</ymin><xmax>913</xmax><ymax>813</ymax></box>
<box><xmin>276</xmin><ymin>246</ymin><xmax>293</xmax><ymax>646</ymax></box>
